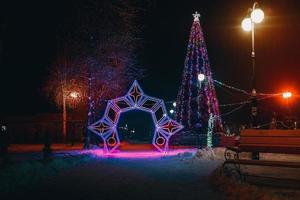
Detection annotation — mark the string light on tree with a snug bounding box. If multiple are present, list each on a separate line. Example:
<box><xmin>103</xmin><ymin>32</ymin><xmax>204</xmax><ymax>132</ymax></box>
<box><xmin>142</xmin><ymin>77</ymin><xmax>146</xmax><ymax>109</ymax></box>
<box><xmin>207</xmin><ymin>113</ymin><xmax>214</xmax><ymax>147</ymax></box>
<box><xmin>198</xmin><ymin>73</ymin><xmax>205</xmax><ymax>82</ymax></box>
<box><xmin>176</xmin><ymin>12</ymin><xmax>222</xmax><ymax>131</ymax></box>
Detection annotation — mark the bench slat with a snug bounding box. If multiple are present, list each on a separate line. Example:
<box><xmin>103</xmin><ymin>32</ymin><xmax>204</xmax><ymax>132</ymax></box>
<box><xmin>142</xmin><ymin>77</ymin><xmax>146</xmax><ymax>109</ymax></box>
<box><xmin>225</xmin><ymin>159</ymin><xmax>300</xmax><ymax>168</ymax></box>
<box><xmin>241</xmin><ymin>129</ymin><xmax>300</xmax><ymax>137</ymax></box>
<box><xmin>240</xmin><ymin>137</ymin><xmax>300</xmax><ymax>145</ymax></box>
<box><xmin>238</xmin><ymin>145</ymin><xmax>300</xmax><ymax>154</ymax></box>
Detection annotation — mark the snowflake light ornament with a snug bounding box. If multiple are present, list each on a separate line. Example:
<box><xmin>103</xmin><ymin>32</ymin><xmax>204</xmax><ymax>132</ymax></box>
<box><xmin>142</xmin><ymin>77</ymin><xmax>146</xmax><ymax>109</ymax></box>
<box><xmin>88</xmin><ymin>80</ymin><xmax>184</xmax><ymax>153</ymax></box>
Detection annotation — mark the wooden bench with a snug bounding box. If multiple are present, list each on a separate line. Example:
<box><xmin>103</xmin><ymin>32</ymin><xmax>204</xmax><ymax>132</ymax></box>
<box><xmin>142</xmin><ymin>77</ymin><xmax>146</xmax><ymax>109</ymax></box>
<box><xmin>223</xmin><ymin>129</ymin><xmax>300</xmax><ymax>179</ymax></box>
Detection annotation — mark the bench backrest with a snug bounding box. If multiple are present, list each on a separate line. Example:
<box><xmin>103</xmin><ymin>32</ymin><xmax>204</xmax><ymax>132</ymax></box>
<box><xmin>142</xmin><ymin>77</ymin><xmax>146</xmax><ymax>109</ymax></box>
<box><xmin>239</xmin><ymin>129</ymin><xmax>300</xmax><ymax>147</ymax></box>
<box><xmin>220</xmin><ymin>135</ymin><xmax>237</xmax><ymax>147</ymax></box>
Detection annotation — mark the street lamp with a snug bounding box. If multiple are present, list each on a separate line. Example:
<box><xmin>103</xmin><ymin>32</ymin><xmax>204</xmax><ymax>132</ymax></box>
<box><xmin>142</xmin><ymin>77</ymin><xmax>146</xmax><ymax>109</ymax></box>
<box><xmin>282</xmin><ymin>91</ymin><xmax>293</xmax><ymax>124</ymax></box>
<box><xmin>241</xmin><ymin>18</ymin><xmax>252</xmax><ymax>32</ymax></box>
<box><xmin>241</xmin><ymin>2</ymin><xmax>264</xmax><ymax>127</ymax></box>
<box><xmin>282</xmin><ymin>91</ymin><xmax>292</xmax><ymax>99</ymax></box>
<box><xmin>70</xmin><ymin>91</ymin><xmax>80</xmax><ymax>99</ymax></box>
<box><xmin>251</xmin><ymin>8</ymin><xmax>264</xmax><ymax>23</ymax></box>
<box><xmin>62</xmin><ymin>90</ymin><xmax>80</xmax><ymax>142</ymax></box>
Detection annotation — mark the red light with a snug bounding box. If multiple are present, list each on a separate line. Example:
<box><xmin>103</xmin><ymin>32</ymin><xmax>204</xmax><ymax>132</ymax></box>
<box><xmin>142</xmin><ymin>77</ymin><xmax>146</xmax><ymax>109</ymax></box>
<box><xmin>282</xmin><ymin>91</ymin><xmax>292</xmax><ymax>99</ymax></box>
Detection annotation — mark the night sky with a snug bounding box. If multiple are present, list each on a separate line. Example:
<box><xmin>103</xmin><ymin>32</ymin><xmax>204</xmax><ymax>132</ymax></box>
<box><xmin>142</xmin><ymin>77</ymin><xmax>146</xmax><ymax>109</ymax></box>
<box><xmin>1</xmin><ymin>0</ymin><xmax>300</xmax><ymax>124</ymax></box>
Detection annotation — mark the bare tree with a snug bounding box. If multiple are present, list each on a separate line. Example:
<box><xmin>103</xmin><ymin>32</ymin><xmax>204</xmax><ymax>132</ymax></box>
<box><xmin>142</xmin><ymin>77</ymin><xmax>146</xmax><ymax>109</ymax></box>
<box><xmin>44</xmin><ymin>0</ymin><xmax>146</xmax><ymax>147</ymax></box>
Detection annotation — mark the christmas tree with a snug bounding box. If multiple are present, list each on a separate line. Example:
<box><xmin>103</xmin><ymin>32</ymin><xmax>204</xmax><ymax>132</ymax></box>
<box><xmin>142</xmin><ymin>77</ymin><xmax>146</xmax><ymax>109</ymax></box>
<box><xmin>176</xmin><ymin>12</ymin><xmax>222</xmax><ymax>132</ymax></box>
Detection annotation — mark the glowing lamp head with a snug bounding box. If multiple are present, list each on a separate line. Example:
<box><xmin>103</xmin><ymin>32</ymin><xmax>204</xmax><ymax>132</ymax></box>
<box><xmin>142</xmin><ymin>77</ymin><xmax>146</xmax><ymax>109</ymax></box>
<box><xmin>70</xmin><ymin>91</ymin><xmax>79</xmax><ymax>99</ymax></box>
<box><xmin>241</xmin><ymin>18</ymin><xmax>252</xmax><ymax>32</ymax></box>
<box><xmin>282</xmin><ymin>91</ymin><xmax>292</xmax><ymax>99</ymax></box>
<box><xmin>173</xmin><ymin>102</ymin><xmax>176</xmax><ymax>107</ymax></box>
<box><xmin>198</xmin><ymin>73</ymin><xmax>205</xmax><ymax>82</ymax></box>
<box><xmin>170</xmin><ymin>109</ymin><xmax>174</xmax><ymax>114</ymax></box>
<box><xmin>251</xmin><ymin>8</ymin><xmax>264</xmax><ymax>24</ymax></box>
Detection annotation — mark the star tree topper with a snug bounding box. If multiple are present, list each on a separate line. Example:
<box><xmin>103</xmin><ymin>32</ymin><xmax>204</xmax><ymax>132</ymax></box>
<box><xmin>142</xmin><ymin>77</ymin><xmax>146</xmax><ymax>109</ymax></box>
<box><xmin>193</xmin><ymin>11</ymin><xmax>200</xmax><ymax>21</ymax></box>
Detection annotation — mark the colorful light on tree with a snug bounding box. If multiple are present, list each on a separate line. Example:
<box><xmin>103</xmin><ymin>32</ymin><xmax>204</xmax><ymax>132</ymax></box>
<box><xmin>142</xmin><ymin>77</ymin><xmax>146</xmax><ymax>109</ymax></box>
<box><xmin>176</xmin><ymin>12</ymin><xmax>222</xmax><ymax>132</ymax></box>
<box><xmin>88</xmin><ymin>80</ymin><xmax>183</xmax><ymax>153</ymax></box>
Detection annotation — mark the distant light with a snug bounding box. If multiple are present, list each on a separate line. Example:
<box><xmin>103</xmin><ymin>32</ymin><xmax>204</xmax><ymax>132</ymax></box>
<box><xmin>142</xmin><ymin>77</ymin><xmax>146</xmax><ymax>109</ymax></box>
<box><xmin>70</xmin><ymin>91</ymin><xmax>79</xmax><ymax>99</ymax></box>
<box><xmin>282</xmin><ymin>91</ymin><xmax>292</xmax><ymax>99</ymax></box>
<box><xmin>170</xmin><ymin>109</ymin><xmax>174</xmax><ymax>114</ymax></box>
<box><xmin>198</xmin><ymin>73</ymin><xmax>205</xmax><ymax>82</ymax></box>
<box><xmin>241</xmin><ymin>18</ymin><xmax>252</xmax><ymax>32</ymax></box>
<box><xmin>1</xmin><ymin>125</ymin><xmax>7</xmax><ymax>132</ymax></box>
<box><xmin>173</xmin><ymin>102</ymin><xmax>176</xmax><ymax>107</ymax></box>
<box><xmin>251</xmin><ymin>8</ymin><xmax>264</xmax><ymax>24</ymax></box>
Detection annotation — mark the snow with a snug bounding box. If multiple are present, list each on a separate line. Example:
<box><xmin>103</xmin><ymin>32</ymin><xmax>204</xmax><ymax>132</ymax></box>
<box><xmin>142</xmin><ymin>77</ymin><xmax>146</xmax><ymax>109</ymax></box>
<box><xmin>193</xmin><ymin>147</ymin><xmax>300</xmax><ymax>163</ymax></box>
<box><xmin>2</xmin><ymin>147</ymin><xmax>300</xmax><ymax>199</ymax></box>
<box><xmin>1</xmin><ymin>148</ymin><xmax>223</xmax><ymax>199</ymax></box>
<box><xmin>195</xmin><ymin>148</ymin><xmax>300</xmax><ymax>200</ymax></box>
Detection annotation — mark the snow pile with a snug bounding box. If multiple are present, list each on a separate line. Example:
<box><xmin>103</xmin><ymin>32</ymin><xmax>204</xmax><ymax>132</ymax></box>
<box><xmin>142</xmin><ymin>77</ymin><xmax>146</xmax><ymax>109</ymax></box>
<box><xmin>192</xmin><ymin>147</ymin><xmax>300</xmax><ymax>162</ymax></box>
<box><xmin>177</xmin><ymin>151</ymin><xmax>195</xmax><ymax>158</ymax></box>
<box><xmin>193</xmin><ymin>147</ymin><xmax>225</xmax><ymax>161</ymax></box>
<box><xmin>188</xmin><ymin>147</ymin><xmax>300</xmax><ymax>163</ymax></box>
<box><xmin>174</xmin><ymin>151</ymin><xmax>196</xmax><ymax>162</ymax></box>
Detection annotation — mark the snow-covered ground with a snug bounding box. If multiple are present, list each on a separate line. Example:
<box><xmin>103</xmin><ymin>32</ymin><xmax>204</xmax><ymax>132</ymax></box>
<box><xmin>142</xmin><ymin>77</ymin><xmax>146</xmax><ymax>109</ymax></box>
<box><xmin>2</xmin><ymin>147</ymin><xmax>300</xmax><ymax>200</ymax></box>
<box><xmin>196</xmin><ymin>147</ymin><xmax>300</xmax><ymax>200</ymax></box>
<box><xmin>1</xmin><ymin>149</ymin><xmax>222</xmax><ymax>200</ymax></box>
<box><xmin>196</xmin><ymin>147</ymin><xmax>300</xmax><ymax>180</ymax></box>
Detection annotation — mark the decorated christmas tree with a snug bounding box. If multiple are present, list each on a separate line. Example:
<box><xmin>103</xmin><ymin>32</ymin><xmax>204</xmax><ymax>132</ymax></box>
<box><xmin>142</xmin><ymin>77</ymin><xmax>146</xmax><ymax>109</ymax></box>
<box><xmin>176</xmin><ymin>12</ymin><xmax>222</xmax><ymax>133</ymax></box>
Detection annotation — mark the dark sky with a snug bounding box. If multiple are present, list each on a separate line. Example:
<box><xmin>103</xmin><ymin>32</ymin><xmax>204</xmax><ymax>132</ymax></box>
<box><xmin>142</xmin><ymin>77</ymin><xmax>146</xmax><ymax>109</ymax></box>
<box><xmin>1</xmin><ymin>0</ymin><xmax>300</xmax><ymax>124</ymax></box>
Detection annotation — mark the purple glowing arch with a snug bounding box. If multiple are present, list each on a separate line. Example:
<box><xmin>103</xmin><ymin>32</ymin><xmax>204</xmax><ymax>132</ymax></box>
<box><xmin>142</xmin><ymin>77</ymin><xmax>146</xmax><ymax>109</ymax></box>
<box><xmin>88</xmin><ymin>80</ymin><xmax>184</xmax><ymax>153</ymax></box>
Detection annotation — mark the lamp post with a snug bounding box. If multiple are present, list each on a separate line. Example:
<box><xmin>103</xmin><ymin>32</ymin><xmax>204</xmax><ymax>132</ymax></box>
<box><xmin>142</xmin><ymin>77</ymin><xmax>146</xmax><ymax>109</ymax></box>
<box><xmin>241</xmin><ymin>2</ymin><xmax>264</xmax><ymax>128</ymax></box>
<box><xmin>62</xmin><ymin>91</ymin><xmax>80</xmax><ymax>142</ymax></box>
<box><xmin>282</xmin><ymin>91</ymin><xmax>293</xmax><ymax>120</ymax></box>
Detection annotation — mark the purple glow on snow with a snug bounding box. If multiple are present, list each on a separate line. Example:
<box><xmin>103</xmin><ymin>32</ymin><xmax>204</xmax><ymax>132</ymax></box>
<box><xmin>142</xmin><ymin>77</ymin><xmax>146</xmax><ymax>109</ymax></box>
<box><xmin>88</xmin><ymin>148</ymin><xmax>197</xmax><ymax>159</ymax></box>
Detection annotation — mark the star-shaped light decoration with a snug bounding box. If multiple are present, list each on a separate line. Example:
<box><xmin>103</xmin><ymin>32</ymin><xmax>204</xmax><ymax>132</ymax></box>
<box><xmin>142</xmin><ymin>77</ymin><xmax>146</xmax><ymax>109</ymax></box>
<box><xmin>193</xmin><ymin>11</ymin><xmax>200</xmax><ymax>22</ymax></box>
<box><xmin>94</xmin><ymin>122</ymin><xmax>110</xmax><ymax>134</ymax></box>
<box><xmin>127</xmin><ymin>80</ymin><xmax>144</xmax><ymax>106</ymax></box>
<box><xmin>130</xmin><ymin>86</ymin><xmax>142</xmax><ymax>105</ymax></box>
<box><xmin>160</xmin><ymin>119</ymin><xmax>183</xmax><ymax>135</ymax></box>
<box><xmin>88</xmin><ymin>80</ymin><xmax>184</xmax><ymax>153</ymax></box>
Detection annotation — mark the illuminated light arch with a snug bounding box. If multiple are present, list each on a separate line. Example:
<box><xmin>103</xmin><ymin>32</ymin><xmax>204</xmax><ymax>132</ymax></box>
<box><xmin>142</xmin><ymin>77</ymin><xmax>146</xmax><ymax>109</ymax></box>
<box><xmin>88</xmin><ymin>80</ymin><xmax>184</xmax><ymax>153</ymax></box>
